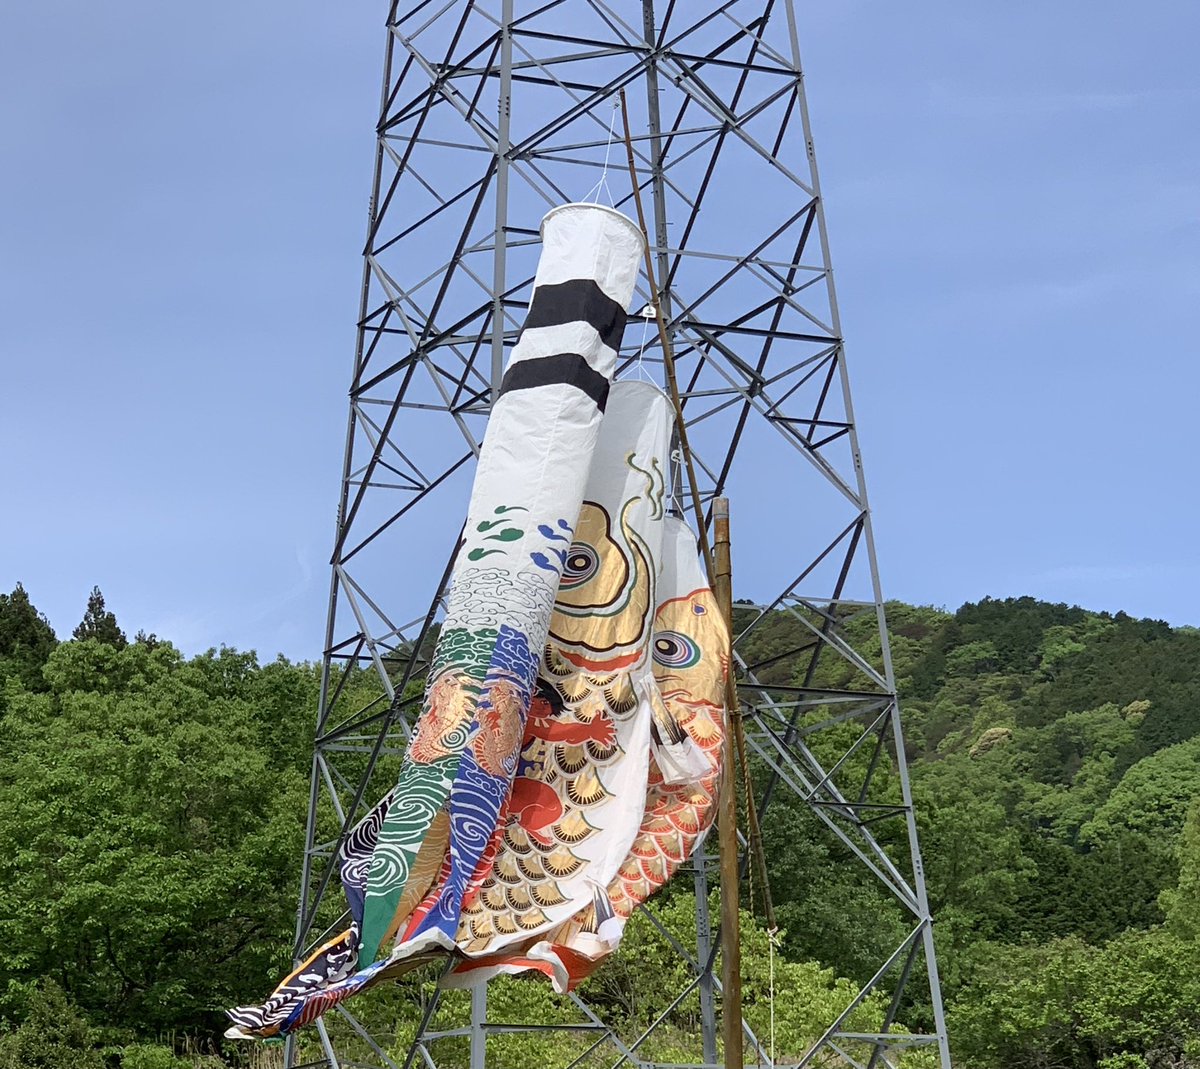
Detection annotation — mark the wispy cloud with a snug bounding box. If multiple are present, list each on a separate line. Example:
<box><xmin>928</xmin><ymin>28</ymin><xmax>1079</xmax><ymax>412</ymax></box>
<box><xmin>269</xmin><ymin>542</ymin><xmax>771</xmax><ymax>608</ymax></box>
<box><xmin>924</xmin><ymin>82</ymin><xmax>1182</xmax><ymax>119</ymax></box>
<box><xmin>141</xmin><ymin>541</ymin><xmax>319</xmax><ymax>656</ymax></box>
<box><xmin>1026</xmin><ymin>561</ymin><xmax>1199</xmax><ymax>586</ymax></box>
<box><xmin>939</xmin><ymin>261</ymin><xmax>1200</xmax><ymax>325</ymax></box>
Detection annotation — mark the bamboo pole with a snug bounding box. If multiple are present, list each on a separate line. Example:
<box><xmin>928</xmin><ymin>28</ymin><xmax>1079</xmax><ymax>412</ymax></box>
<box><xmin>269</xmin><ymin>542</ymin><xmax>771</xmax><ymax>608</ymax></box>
<box><xmin>712</xmin><ymin>497</ymin><xmax>743</xmax><ymax>1069</ymax></box>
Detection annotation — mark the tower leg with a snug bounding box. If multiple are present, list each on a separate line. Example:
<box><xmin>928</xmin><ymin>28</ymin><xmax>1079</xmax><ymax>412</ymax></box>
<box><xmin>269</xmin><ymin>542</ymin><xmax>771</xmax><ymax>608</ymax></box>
<box><xmin>470</xmin><ymin>985</ymin><xmax>487</xmax><ymax>1069</ymax></box>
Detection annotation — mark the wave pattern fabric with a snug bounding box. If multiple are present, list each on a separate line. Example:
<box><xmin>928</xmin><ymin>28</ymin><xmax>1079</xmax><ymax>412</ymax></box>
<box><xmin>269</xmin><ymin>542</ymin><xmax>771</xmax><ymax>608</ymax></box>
<box><xmin>226</xmin><ymin>927</ymin><xmax>359</xmax><ymax>1038</ymax></box>
<box><xmin>357</xmin><ymin>203</ymin><xmax>644</xmax><ymax>968</ymax></box>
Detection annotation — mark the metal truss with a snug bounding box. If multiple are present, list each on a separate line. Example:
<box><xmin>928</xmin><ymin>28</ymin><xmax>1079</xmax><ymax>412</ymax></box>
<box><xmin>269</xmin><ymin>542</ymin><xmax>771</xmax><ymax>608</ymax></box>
<box><xmin>291</xmin><ymin>1</ymin><xmax>951</xmax><ymax>1066</ymax></box>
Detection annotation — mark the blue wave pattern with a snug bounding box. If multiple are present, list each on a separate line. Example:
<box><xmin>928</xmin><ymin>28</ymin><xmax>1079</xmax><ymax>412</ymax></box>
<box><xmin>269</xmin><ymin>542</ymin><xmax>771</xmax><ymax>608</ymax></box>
<box><xmin>405</xmin><ymin>626</ymin><xmax>539</xmax><ymax>941</ymax></box>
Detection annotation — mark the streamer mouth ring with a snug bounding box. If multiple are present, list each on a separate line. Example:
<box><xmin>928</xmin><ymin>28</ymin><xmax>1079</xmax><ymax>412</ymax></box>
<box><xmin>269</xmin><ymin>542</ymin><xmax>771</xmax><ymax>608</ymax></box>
<box><xmin>539</xmin><ymin>201</ymin><xmax>646</xmax><ymax>254</ymax></box>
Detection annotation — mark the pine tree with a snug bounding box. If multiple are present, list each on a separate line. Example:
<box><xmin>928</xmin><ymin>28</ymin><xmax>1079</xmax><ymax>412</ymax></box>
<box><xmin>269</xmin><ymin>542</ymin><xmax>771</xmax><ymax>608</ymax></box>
<box><xmin>0</xmin><ymin>583</ymin><xmax>58</xmax><ymax>695</ymax></box>
<box><xmin>72</xmin><ymin>586</ymin><xmax>127</xmax><ymax>649</ymax></box>
<box><xmin>133</xmin><ymin>629</ymin><xmax>161</xmax><ymax>650</ymax></box>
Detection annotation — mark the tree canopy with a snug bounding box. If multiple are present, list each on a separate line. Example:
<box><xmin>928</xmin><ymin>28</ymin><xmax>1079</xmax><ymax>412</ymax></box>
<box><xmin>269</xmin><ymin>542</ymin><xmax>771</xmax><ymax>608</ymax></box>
<box><xmin>1</xmin><ymin>586</ymin><xmax>1199</xmax><ymax>1068</ymax></box>
<box><xmin>72</xmin><ymin>586</ymin><xmax>127</xmax><ymax>649</ymax></box>
<box><xmin>0</xmin><ymin>584</ymin><xmax>57</xmax><ymax>704</ymax></box>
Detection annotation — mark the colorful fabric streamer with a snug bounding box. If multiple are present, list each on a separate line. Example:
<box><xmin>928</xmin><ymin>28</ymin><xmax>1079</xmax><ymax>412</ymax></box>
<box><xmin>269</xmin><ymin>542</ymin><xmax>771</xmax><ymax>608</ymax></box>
<box><xmin>358</xmin><ymin>203</ymin><xmax>644</xmax><ymax>968</ymax></box>
<box><xmin>226</xmin><ymin>206</ymin><xmax>728</xmax><ymax>1039</ymax></box>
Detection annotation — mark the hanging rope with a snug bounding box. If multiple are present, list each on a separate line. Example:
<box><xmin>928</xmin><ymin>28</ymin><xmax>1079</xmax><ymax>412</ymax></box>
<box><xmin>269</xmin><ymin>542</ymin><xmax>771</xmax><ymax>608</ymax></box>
<box><xmin>632</xmin><ymin>305</ymin><xmax>656</xmax><ymax>384</ymax></box>
<box><xmin>737</xmin><ymin>704</ymin><xmax>776</xmax><ymax>931</ymax></box>
<box><xmin>584</xmin><ymin>101</ymin><xmax>621</xmax><ymax>206</ymax></box>
<box><xmin>768</xmin><ymin>925</ymin><xmax>781</xmax><ymax>1065</ymax></box>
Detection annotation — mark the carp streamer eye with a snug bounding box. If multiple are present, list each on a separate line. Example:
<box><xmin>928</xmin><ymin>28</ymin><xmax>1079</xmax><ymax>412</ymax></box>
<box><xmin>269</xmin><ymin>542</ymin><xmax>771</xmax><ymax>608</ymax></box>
<box><xmin>653</xmin><ymin>631</ymin><xmax>701</xmax><ymax>668</ymax></box>
<box><xmin>560</xmin><ymin>543</ymin><xmax>599</xmax><ymax>588</ymax></box>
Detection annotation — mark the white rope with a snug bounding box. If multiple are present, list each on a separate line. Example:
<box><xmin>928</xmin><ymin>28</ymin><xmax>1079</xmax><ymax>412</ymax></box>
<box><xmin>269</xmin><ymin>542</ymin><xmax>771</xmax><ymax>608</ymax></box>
<box><xmin>768</xmin><ymin>926</ymin><xmax>780</xmax><ymax>1066</ymax></box>
<box><xmin>632</xmin><ymin>305</ymin><xmax>657</xmax><ymax>384</ymax></box>
<box><xmin>585</xmin><ymin>102</ymin><xmax>622</xmax><ymax>206</ymax></box>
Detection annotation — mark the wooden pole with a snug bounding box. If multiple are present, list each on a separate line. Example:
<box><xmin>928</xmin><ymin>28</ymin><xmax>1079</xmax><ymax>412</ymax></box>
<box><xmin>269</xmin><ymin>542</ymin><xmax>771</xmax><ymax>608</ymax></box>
<box><xmin>712</xmin><ymin>497</ymin><xmax>742</xmax><ymax>1069</ymax></box>
<box><xmin>618</xmin><ymin>91</ymin><xmax>775</xmax><ymax>1064</ymax></box>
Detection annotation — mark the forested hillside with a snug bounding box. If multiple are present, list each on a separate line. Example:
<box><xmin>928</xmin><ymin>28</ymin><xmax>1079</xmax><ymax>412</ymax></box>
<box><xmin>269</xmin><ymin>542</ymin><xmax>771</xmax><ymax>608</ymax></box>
<box><xmin>2</xmin><ymin>584</ymin><xmax>1198</xmax><ymax>1068</ymax></box>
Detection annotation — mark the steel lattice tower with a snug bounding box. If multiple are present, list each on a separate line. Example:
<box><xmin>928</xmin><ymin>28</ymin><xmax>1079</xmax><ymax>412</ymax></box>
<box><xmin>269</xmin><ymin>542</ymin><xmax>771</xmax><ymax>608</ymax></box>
<box><xmin>291</xmin><ymin>2</ymin><xmax>951</xmax><ymax>1067</ymax></box>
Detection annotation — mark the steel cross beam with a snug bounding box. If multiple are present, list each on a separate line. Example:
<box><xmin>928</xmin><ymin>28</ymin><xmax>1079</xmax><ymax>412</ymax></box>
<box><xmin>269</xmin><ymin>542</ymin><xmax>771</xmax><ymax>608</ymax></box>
<box><xmin>290</xmin><ymin>2</ymin><xmax>951</xmax><ymax>1067</ymax></box>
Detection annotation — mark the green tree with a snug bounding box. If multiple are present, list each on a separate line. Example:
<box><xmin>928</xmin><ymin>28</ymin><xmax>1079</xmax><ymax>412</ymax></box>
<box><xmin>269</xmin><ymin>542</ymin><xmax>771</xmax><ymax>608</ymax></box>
<box><xmin>72</xmin><ymin>585</ymin><xmax>127</xmax><ymax>648</ymax></box>
<box><xmin>1080</xmin><ymin>736</ymin><xmax>1200</xmax><ymax>846</ymax></box>
<box><xmin>1079</xmin><ymin>928</ymin><xmax>1200</xmax><ymax>1064</ymax></box>
<box><xmin>0</xmin><ymin>583</ymin><xmax>57</xmax><ymax>699</ymax></box>
<box><xmin>912</xmin><ymin>760</ymin><xmax>1034</xmax><ymax>940</ymax></box>
<box><xmin>0</xmin><ymin>640</ymin><xmax>307</xmax><ymax>1039</ymax></box>
<box><xmin>947</xmin><ymin>937</ymin><xmax>1097</xmax><ymax>1069</ymax></box>
<box><xmin>943</xmin><ymin>640</ymin><xmax>1000</xmax><ymax>677</ymax></box>
<box><xmin>1037</xmin><ymin>625</ymin><xmax>1088</xmax><ymax>680</ymax></box>
<box><xmin>1160</xmin><ymin>794</ymin><xmax>1200</xmax><ymax>941</ymax></box>
<box><xmin>760</xmin><ymin>795</ymin><xmax>910</xmax><ymax>987</ymax></box>
<box><xmin>1010</xmin><ymin>831</ymin><xmax>1172</xmax><ymax>943</ymax></box>
<box><xmin>0</xmin><ymin>982</ymin><xmax>104</xmax><ymax>1069</ymax></box>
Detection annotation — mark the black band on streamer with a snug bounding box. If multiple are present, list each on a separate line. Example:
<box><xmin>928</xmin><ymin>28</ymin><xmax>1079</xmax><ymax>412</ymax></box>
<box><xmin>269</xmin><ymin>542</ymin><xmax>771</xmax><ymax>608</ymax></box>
<box><xmin>498</xmin><ymin>354</ymin><xmax>610</xmax><ymax>411</ymax></box>
<box><xmin>522</xmin><ymin>279</ymin><xmax>628</xmax><ymax>352</ymax></box>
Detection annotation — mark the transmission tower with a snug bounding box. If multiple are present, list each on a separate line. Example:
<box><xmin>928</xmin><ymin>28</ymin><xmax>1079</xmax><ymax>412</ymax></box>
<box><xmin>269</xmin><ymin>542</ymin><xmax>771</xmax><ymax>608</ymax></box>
<box><xmin>291</xmin><ymin>2</ymin><xmax>951</xmax><ymax>1067</ymax></box>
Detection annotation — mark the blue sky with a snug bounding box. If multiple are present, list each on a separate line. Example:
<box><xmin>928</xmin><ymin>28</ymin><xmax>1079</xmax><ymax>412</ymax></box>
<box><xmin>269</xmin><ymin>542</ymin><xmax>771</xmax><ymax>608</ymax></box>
<box><xmin>2</xmin><ymin>3</ymin><xmax>1196</xmax><ymax>660</ymax></box>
